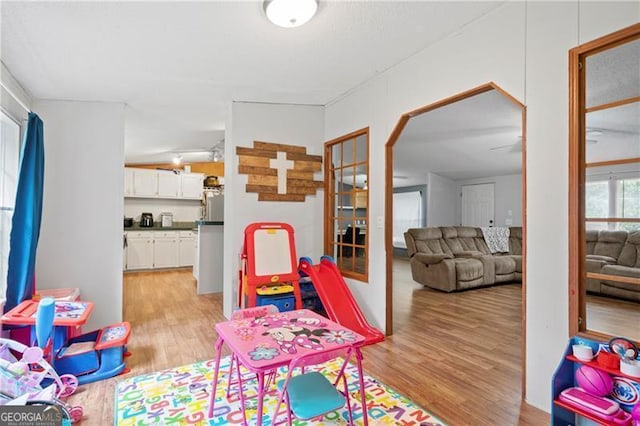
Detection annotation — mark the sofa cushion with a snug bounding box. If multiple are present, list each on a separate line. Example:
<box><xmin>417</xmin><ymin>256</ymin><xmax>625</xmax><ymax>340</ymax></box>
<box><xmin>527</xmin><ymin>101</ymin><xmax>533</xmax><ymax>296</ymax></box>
<box><xmin>442</xmin><ymin>226</ymin><xmax>491</xmax><ymax>255</ymax></box>
<box><xmin>407</xmin><ymin>227</ymin><xmax>443</xmax><ymax>240</ymax></box>
<box><xmin>617</xmin><ymin>231</ymin><xmax>640</xmax><ymax>267</ymax></box>
<box><xmin>454</xmin><ymin>258</ymin><xmax>483</xmax><ymax>282</ymax></box>
<box><xmin>440</xmin><ymin>226</ymin><xmax>459</xmax><ymax>238</ymax></box>
<box><xmin>593</xmin><ymin>230</ymin><xmax>627</xmax><ymax>261</ymax></box>
<box><xmin>454</xmin><ymin>226</ymin><xmax>479</xmax><ymax>238</ymax></box>
<box><xmin>586</xmin><ymin>254</ymin><xmax>617</xmax><ymax>264</ymax></box>
<box><xmin>495</xmin><ymin>273</ymin><xmax>516</xmax><ymax>283</ymax></box>
<box><xmin>509</xmin><ymin>255</ymin><xmax>522</xmax><ymax>273</ymax></box>
<box><xmin>413</xmin><ymin>252</ymin><xmax>453</xmax><ymax>265</ymax></box>
<box><xmin>600</xmin><ymin>283</ymin><xmax>640</xmax><ymax>303</ymax></box>
<box><xmin>586</xmin><ymin>258</ymin><xmax>610</xmax><ymax>272</ymax></box>
<box><xmin>586</xmin><ymin>230</ymin><xmax>598</xmax><ymax>255</ymax></box>
<box><xmin>414</xmin><ymin>239</ymin><xmax>452</xmax><ymax>256</ymax></box>
<box><xmin>598</xmin><ymin>230</ymin><xmax>628</xmax><ymax>243</ymax></box>
<box><xmin>473</xmin><ymin>237</ymin><xmax>492</xmax><ymax>254</ymax></box>
<box><xmin>455</xmin><ymin>251</ymin><xmax>484</xmax><ymax>258</ymax></box>
<box><xmin>601</xmin><ymin>264</ymin><xmax>640</xmax><ymax>283</ymax></box>
<box><xmin>494</xmin><ymin>256</ymin><xmax>516</xmax><ymax>275</ymax></box>
<box><xmin>508</xmin><ymin>227</ymin><xmax>522</xmax><ymax>255</ymax></box>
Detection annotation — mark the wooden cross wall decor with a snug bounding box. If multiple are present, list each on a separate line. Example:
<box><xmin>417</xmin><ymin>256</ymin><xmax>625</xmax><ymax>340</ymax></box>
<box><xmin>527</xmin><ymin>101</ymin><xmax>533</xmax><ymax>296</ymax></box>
<box><xmin>236</xmin><ymin>141</ymin><xmax>323</xmax><ymax>202</ymax></box>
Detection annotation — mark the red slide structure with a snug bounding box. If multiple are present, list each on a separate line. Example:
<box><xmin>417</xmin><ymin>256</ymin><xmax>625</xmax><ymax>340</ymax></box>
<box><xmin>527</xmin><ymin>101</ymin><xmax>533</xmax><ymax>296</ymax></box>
<box><xmin>298</xmin><ymin>256</ymin><xmax>384</xmax><ymax>347</ymax></box>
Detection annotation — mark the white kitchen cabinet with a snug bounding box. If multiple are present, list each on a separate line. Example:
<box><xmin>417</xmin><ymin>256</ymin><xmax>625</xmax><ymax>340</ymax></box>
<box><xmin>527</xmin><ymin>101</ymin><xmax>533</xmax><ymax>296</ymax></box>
<box><xmin>180</xmin><ymin>173</ymin><xmax>204</xmax><ymax>199</ymax></box>
<box><xmin>157</xmin><ymin>171</ymin><xmax>180</xmax><ymax>198</ymax></box>
<box><xmin>126</xmin><ymin>232</ymin><xmax>154</xmax><ymax>270</ymax></box>
<box><xmin>178</xmin><ymin>231</ymin><xmax>196</xmax><ymax>267</ymax></box>
<box><xmin>153</xmin><ymin>231</ymin><xmax>179</xmax><ymax>268</ymax></box>
<box><xmin>124</xmin><ymin>168</ymin><xmax>134</xmax><ymax>196</ymax></box>
<box><xmin>125</xmin><ymin>168</ymin><xmax>204</xmax><ymax>200</ymax></box>
<box><xmin>132</xmin><ymin>169</ymin><xmax>157</xmax><ymax>197</ymax></box>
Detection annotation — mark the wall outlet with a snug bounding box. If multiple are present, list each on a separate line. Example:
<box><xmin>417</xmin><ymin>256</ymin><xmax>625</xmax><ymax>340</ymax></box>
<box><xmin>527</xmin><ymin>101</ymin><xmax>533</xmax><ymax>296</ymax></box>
<box><xmin>505</xmin><ymin>218</ymin><xmax>513</xmax><ymax>226</ymax></box>
<box><xmin>377</xmin><ymin>216</ymin><xmax>384</xmax><ymax>228</ymax></box>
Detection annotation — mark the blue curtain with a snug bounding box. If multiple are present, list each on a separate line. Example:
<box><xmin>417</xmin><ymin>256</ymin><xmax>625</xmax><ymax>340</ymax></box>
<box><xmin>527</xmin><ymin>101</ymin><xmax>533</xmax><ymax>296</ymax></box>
<box><xmin>4</xmin><ymin>112</ymin><xmax>44</xmax><ymax>313</ymax></box>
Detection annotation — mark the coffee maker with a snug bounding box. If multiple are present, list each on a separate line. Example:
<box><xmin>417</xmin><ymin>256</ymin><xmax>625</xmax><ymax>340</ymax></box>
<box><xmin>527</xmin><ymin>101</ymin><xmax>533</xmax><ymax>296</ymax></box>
<box><xmin>140</xmin><ymin>212</ymin><xmax>154</xmax><ymax>227</ymax></box>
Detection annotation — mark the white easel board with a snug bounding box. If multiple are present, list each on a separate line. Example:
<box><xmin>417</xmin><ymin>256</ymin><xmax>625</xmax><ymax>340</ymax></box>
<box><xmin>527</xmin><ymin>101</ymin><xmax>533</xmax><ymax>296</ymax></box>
<box><xmin>253</xmin><ymin>228</ymin><xmax>294</xmax><ymax>277</ymax></box>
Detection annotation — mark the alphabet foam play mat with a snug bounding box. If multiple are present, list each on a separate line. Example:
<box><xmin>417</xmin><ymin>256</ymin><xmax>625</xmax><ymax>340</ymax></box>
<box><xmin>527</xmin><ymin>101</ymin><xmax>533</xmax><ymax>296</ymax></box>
<box><xmin>114</xmin><ymin>355</ymin><xmax>445</xmax><ymax>425</ymax></box>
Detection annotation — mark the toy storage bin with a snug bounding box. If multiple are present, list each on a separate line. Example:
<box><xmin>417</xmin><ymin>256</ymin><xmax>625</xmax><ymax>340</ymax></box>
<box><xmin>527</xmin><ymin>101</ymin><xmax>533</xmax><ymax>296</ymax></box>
<box><xmin>551</xmin><ymin>335</ymin><xmax>639</xmax><ymax>425</ymax></box>
<box><xmin>256</xmin><ymin>294</ymin><xmax>295</xmax><ymax>312</ymax></box>
<box><xmin>299</xmin><ymin>279</ymin><xmax>326</xmax><ymax>316</ymax></box>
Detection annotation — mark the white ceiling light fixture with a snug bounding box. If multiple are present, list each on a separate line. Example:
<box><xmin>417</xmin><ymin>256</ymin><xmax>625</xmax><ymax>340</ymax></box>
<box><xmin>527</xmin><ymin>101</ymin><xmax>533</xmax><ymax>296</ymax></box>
<box><xmin>172</xmin><ymin>155</ymin><xmax>182</xmax><ymax>165</ymax></box>
<box><xmin>264</xmin><ymin>0</ymin><xmax>318</xmax><ymax>28</ymax></box>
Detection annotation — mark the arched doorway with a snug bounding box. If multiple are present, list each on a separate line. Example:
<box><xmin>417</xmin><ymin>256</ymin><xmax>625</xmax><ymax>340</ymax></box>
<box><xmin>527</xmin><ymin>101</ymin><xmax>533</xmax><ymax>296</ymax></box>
<box><xmin>384</xmin><ymin>81</ymin><xmax>527</xmax><ymax>396</ymax></box>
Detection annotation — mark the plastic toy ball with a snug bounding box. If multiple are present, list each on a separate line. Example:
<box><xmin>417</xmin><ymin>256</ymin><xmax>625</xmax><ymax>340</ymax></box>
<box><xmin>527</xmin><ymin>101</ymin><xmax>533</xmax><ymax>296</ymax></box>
<box><xmin>575</xmin><ymin>365</ymin><xmax>613</xmax><ymax>396</ymax></box>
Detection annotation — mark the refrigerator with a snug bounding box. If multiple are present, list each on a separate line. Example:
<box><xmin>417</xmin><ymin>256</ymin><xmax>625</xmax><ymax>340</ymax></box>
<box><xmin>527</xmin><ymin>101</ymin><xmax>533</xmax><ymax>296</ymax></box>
<box><xmin>205</xmin><ymin>192</ymin><xmax>224</xmax><ymax>221</ymax></box>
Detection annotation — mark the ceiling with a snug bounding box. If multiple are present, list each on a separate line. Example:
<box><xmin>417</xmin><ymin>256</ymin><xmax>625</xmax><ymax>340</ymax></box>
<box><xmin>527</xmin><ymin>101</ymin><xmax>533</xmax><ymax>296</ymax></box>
<box><xmin>393</xmin><ymin>37</ymin><xmax>639</xmax><ymax>186</ymax></box>
<box><xmin>394</xmin><ymin>89</ymin><xmax>523</xmax><ymax>183</ymax></box>
<box><xmin>0</xmin><ymin>0</ymin><xmax>503</xmax><ymax>164</ymax></box>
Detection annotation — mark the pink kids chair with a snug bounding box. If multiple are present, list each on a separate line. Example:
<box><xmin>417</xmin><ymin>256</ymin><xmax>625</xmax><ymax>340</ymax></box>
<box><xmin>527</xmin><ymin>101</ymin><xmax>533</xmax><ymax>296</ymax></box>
<box><xmin>225</xmin><ymin>304</ymin><xmax>280</xmax><ymax>398</ymax></box>
<box><xmin>271</xmin><ymin>346</ymin><xmax>355</xmax><ymax>425</ymax></box>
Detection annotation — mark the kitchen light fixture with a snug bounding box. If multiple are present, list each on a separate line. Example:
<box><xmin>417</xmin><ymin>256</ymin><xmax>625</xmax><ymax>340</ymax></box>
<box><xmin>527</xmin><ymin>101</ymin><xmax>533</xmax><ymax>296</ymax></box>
<box><xmin>264</xmin><ymin>0</ymin><xmax>318</xmax><ymax>28</ymax></box>
<box><xmin>211</xmin><ymin>139</ymin><xmax>225</xmax><ymax>163</ymax></box>
<box><xmin>172</xmin><ymin>155</ymin><xmax>182</xmax><ymax>165</ymax></box>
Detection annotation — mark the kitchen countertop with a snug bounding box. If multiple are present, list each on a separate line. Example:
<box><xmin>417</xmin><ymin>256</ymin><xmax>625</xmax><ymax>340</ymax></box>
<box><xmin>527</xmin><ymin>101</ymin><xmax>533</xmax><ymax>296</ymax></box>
<box><xmin>124</xmin><ymin>221</ymin><xmax>196</xmax><ymax>231</ymax></box>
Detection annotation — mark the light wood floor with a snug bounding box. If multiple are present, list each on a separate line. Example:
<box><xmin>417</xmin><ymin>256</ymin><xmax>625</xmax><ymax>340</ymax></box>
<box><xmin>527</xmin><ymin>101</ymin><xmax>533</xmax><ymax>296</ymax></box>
<box><xmin>587</xmin><ymin>294</ymin><xmax>640</xmax><ymax>341</ymax></box>
<box><xmin>68</xmin><ymin>265</ymin><xmax>551</xmax><ymax>425</ymax></box>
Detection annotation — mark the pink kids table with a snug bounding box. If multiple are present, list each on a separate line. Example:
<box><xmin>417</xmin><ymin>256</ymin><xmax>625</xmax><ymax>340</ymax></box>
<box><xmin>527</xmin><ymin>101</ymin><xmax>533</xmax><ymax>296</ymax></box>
<box><xmin>208</xmin><ymin>308</ymin><xmax>368</xmax><ymax>425</ymax></box>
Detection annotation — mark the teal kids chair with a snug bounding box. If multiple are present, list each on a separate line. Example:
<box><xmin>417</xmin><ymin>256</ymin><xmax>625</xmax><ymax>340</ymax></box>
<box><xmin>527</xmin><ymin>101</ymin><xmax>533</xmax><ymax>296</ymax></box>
<box><xmin>271</xmin><ymin>346</ymin><xmax>355</xmax><ymax>425</ymax></box>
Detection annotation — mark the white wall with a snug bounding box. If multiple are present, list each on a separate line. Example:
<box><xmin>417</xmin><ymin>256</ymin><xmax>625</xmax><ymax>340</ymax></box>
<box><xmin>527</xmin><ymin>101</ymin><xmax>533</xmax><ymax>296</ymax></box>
<box><xmin>323</xmin><ymin>0</ymin><xmax>639</xmax><ymax>412</ymax></box>
<box><xmin>124</xmin><ymin>198</ymin><xmax>201</xmax><ymax>223</ymax></box>
<box><xmin>33</xmin><ymin>100</ymin><xmax>125</xmax><ymax>330</ymax></box>
<box><xmin>223</xmin><ymin>102</ymin><xmax>324</xmax><ymax>318</ymax></box>
<box><xmin>455</xmin><ymin>173</ymin><xmax>522</xmax><ymax>227</ymax></box>
<box><xmin>427</xmin><ymin>172</ymin><xmax>457</xmax><ymax>226</ymax></box>
<box><xmin>326</xmin><ymin>2</ymin><xmax>527</xmax><ymax>336</ymax></box>
<box><xmin>523</xmin><ymin>0</ymin><xmax>637</xmax><ymax>410</ymax></box>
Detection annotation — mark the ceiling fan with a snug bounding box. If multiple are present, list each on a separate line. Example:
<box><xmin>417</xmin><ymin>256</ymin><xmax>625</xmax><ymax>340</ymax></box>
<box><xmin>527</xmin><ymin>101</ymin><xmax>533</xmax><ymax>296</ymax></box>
<box><xmin>489</xmin><ymin>138</ymin><xmax>522</xmax><ymax>153</ymax></box>
<box><xmin>489</xmin><ymin>134</ymin><xmax>602</xmax><ymax>153</ymax></box>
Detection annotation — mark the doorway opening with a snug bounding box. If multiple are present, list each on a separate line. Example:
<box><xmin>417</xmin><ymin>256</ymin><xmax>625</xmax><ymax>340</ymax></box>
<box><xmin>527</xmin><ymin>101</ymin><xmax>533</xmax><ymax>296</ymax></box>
<box><xmin>384</xmin><ymin>82</ymin><xmax>527</xmax><ymax>396</ymax></box>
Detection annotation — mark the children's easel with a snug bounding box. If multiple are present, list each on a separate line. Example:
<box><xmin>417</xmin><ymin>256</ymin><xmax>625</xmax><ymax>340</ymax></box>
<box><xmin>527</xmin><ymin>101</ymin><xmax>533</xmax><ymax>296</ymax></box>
<box><xmin>239</xmin><ymin>223</ymin><xmax>302</xmax><ymax>309</ymax></box>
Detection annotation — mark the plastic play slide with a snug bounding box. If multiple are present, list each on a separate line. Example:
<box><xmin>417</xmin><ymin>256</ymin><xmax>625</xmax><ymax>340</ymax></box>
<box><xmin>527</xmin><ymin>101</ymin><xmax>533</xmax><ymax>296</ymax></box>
<box><xmin>298</xmin><ymin>256</ymin><xmax>384</xmax><ymax>346</ymax></box>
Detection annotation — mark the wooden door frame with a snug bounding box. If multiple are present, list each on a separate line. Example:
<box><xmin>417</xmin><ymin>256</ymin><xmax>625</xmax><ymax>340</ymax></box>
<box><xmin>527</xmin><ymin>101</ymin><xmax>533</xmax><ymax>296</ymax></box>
<box><xmin>568</xmin><ymin>23</ymin><xmax>640</xmax><ymax>341</ymax></box>
<box><xmin>384</xmin><ymin>81</ymin><xmax>527</xmax><ymax>398</ymax></box>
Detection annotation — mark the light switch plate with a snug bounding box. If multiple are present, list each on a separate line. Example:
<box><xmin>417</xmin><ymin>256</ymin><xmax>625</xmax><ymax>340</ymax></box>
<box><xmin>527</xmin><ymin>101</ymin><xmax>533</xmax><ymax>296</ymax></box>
<box><xmin>377</xmin><ymin>216</ymin><xmax>384</xmax><ymax>228</ymax></box>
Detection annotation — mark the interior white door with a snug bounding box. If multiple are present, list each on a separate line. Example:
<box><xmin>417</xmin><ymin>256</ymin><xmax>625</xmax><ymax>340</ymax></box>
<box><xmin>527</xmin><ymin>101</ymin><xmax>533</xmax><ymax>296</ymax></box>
<box><xmin>461</xmin><ymin>183</ymin><xmax>495</xmax><ymax>227</ymax></box>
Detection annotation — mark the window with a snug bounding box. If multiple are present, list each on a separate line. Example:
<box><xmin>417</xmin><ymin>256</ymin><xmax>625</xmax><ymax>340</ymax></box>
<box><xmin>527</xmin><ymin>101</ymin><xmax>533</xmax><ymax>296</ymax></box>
<box><xmin>393</xmin><ymin>190</ymin><xmax>424</xmax><ymax>248</ymax></box>
<box><xmin>324</xmin><ymin>128</ymin><xmax>369</xmax><ymax>281</ymax></box>
<box><xmin>569</xmin><ymin>24</ymin><xmax>640</xmax><ymax>340</ymax></box>
<box><xmin>586</xmin><ymin>174</ymin><xmax>640</xmax><ymax>231</ymax></box>
<box><xmin>0</xmin><ymin>111</ymin><xmax>21</xmax><ymax>300</ymax></box>
<box><xmin>617</xmin><ymin>177</ymin><xmax>640</xmax><ymax>230</ymax></box>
